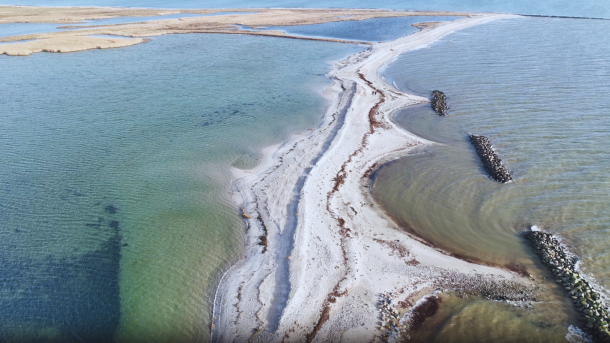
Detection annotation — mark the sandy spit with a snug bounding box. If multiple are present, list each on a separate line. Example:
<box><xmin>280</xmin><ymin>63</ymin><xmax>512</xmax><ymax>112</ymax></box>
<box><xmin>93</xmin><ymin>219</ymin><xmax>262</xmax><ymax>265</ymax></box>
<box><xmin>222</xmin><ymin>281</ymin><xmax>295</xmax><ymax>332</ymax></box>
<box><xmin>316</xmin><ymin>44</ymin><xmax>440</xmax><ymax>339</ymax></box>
<box><xmin>0</xmin><ymin>7</ymin><xmax>469</xmax><ymax>55</ymax></box>
<box><xmin>0</xmin><ymin>36</ymin><xmax>148</xmax><ymax>56</ymax></box>
<box><xmin>0</xmin><ymin>6</ymin><xmax>466</xmax><ymax>25</ymax></box>
<box><xmin>213</xmin><ymin>13</ymin><xmax>524</xmax><ymax>343</ymax></box>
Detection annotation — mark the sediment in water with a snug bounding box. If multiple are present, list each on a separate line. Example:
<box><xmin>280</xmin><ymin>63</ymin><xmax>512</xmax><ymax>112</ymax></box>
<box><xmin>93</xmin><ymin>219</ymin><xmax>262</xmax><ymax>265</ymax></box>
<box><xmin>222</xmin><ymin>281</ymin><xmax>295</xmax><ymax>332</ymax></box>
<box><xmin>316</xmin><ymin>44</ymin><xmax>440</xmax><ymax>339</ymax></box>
<box><xmin>213</xmin><ymin>14</ymin><xmax>523</xmax><ymax>342</ymax></box>
<box><xmin>469</xmin><ymin>134</ymin><xmax>513</xmax><ymax>183</ymax></box>
<box><xmin>430</xmin><ymin>90</ymin><xmax>448</xmax><ymax>116</ymax></box>
<box><xmin>525</xmin><ymin>227</ymin><xmax>610</xmax><ymax>342</ymax></box>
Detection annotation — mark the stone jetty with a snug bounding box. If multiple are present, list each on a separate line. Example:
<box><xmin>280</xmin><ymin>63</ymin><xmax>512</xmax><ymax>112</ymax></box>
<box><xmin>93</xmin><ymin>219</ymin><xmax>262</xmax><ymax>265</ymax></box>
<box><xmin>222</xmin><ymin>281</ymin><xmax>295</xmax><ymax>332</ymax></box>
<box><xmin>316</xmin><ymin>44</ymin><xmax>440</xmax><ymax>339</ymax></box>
<box><xmin>469</xmin><ymin>134</ymin><xmax>513</xmax><ymax>183</ymax></box>
<box><xmin>430</xmin><ymin>90</ymin><xmax>448</xmax><ymax>116</ymax></box>
<box><xmin>525</xmin><ymin>227</ymin><xmax>610</xmax><ymax>342</ymax></box>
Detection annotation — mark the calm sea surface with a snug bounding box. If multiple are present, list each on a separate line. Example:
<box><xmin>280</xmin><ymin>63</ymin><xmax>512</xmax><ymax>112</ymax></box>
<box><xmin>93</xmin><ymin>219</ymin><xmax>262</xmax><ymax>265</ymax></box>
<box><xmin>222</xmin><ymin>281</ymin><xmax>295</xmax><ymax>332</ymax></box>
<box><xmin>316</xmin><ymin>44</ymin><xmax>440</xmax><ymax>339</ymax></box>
<box><xmin>261</xmin><ymin>16</ymin><xmax>457</xmax><ymax>43</ymax></box>
<box><xmin>0</xmin><ymin>33</ymin><xmax>360</xmax><ymax>342</ymax></box>
<box><xmin>2</xmin><ymin>1</ymin><xmax>610</xmax><ymax>342</ymax></box>
<box><xmin>374</xmin><ymin>17</ymin><xmax>610</xmax><ymax>342</ymax></box>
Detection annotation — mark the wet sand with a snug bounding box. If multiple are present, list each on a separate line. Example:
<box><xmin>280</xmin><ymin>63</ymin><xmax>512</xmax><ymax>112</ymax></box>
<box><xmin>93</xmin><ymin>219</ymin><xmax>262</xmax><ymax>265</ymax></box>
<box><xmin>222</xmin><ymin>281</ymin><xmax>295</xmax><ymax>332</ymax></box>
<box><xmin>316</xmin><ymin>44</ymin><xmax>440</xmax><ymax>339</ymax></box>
<box><xmin>214</xmin><ymin>12</ymin><xmax>527</xmax><ymax>343</ymax></box>
<box><xmin>2</xmin><ymin>6</ymin><xmax>531</xmax><ymax>341</ymax></box>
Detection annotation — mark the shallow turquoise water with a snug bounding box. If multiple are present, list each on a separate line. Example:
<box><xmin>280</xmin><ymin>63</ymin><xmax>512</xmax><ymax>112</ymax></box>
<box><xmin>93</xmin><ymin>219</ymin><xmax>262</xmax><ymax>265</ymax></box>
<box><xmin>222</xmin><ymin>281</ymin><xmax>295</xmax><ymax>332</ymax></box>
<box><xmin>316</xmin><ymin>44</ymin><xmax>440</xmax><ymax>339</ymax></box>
<box><xmin>2</xmin><ymin>2</ymin><xmax>610</xmax><ymax>342</ymax></box>
<box><xmin>0</xmin><ymin>33</ymin><xmax>361</xmax><ymax>342</ymax></box>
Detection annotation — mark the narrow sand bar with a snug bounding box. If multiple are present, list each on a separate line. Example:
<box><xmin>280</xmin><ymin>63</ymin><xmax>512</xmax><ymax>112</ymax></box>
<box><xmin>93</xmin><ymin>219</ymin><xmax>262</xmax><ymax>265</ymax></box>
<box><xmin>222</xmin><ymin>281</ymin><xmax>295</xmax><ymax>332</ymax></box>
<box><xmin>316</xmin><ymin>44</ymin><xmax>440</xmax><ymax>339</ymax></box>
<box><xmin>0</xmin><ymin>36</ymin><xmax>150</xmax><ymax>56</ymax></box>
<box><xmin>214</xmin><ymin>13</ymin><xmax>525</xmax><ymax>342</ymax></box>
<box><xmin>2</xmin><ymin>6</ymin><xmax>528</xmax><ymax>341</ymax></box>
<box><xmin>0</xmin><ymin>7</ymin><xmax>468</xmax><ymax>55</ymax></box>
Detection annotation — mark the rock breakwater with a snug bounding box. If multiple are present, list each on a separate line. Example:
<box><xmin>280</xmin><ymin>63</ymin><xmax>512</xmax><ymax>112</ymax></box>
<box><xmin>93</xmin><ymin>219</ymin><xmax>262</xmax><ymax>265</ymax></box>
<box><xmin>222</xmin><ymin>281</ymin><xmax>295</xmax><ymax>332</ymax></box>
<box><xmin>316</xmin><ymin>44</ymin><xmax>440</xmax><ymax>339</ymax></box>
<box><xmin>430</xmin><ymin>90</ymin><xmax>448</xmax><ymax>116</ymax></box>
<box><xmin>469</xmin><ymin>134</ymin><xmax>513</xmax><ymax>183</ymax></box>
<box><xmin>525</xmin><ymin>228</ymin><xmax>610</xmax><ymax>342</ymax></box>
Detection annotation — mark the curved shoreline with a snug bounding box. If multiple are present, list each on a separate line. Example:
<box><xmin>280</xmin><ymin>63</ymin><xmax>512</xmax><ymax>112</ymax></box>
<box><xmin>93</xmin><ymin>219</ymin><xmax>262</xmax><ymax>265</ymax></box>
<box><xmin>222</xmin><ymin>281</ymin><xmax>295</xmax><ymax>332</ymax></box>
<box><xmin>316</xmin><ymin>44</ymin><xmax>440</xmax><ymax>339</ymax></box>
<box><xmin>0</xmin><ymin>7</ymin><xmax>468</xmax><ymax>56</ymax></box>
<box><xmin>214</xmin><ymin>13</ymin><xmax>524</xmax><ymax>342</ymax></box>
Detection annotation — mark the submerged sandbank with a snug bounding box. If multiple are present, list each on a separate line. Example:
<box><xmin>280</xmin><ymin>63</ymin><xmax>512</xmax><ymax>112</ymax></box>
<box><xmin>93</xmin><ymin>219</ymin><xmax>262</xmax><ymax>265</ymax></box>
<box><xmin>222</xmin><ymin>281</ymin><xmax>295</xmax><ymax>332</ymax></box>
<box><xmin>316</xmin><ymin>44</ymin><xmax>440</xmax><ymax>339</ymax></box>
<box><xmin>214</xmin><ymin>13</ymin><xmax>528</xmax><ymax>342</ymax></box>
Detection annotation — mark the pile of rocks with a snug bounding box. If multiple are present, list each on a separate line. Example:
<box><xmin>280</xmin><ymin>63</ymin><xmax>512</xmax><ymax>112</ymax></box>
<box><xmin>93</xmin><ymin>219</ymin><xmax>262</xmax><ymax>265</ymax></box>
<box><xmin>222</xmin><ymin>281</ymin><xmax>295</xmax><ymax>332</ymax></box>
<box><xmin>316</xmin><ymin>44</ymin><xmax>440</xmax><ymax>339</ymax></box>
<box><xmin>430</xmin><ymin>90</ymin><xmax>448</xmax><ymax>116</ymax></box>
<box><xmin>434</xmin><ymin>270</ymin><xmax>535</xmax><ymax>302</ymax></box>
<box><xmin>377</xmin><ymin>292</ymin><xmax>405</xmax><ymax>336</ymax></box>
<box><xmin>525</xmin><ymin>227</ymin><xmax>610</xmax><ymax>342</ymax></box>
<box><xmin>469</xmin><ymin>134</ymin><xmax>513</xmax><ymax>183</ymax></box>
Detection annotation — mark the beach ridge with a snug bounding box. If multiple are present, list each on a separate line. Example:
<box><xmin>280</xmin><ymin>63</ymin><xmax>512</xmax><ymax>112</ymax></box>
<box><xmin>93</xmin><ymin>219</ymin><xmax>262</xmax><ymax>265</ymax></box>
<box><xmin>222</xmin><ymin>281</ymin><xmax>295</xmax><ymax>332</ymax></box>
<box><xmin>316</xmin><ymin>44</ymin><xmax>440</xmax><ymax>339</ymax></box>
<box><xmin>214</xmin><ymin>12</ymin><xmax>525</xmax><ymax>342</ymax></box>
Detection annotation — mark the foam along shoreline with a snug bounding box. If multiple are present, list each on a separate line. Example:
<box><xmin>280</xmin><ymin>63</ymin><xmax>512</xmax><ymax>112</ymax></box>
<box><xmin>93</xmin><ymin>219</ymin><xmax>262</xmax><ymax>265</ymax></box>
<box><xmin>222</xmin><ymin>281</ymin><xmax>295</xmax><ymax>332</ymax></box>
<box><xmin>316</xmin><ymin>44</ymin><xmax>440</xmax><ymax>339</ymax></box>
<box><xmin>0</xmin><ymin>7</ymin><xmax>469</xmax><ymax>56</ymax></box>
<box><xmin>214</xmin><ymin>13</ymin><xmax>525</xmax><ymax>342</ymax></box>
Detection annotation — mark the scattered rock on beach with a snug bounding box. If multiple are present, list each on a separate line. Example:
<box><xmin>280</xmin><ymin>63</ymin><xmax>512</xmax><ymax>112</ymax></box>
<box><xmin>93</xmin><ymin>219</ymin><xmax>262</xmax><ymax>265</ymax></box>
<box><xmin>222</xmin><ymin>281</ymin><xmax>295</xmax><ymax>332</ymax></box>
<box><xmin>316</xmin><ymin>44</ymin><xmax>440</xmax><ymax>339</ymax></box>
<box><xmin>377</xmin><ymin>292</ymin><xmax>406</xmax><ymax>336</ymax></box>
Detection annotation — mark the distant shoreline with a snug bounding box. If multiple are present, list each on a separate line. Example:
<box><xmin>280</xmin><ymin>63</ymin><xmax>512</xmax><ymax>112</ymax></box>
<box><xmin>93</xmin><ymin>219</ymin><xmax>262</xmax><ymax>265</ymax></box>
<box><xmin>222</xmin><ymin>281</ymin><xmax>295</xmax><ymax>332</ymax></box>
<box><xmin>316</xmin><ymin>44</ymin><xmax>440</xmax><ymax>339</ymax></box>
<box><xmin>0</xmin><ymin>7</ymin><xmax>467</xmax><ymax>55</ymax></box>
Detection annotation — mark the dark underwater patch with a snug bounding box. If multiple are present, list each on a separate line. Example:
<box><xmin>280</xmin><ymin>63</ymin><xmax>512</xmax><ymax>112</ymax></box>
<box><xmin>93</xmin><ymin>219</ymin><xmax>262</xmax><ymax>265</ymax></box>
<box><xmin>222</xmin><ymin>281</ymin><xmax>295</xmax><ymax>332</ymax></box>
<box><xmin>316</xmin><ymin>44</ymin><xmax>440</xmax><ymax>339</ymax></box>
<box><xmin>0</xmin><ymin>220</ymin><xmax>122</xmax><ymax>342</ymax></box>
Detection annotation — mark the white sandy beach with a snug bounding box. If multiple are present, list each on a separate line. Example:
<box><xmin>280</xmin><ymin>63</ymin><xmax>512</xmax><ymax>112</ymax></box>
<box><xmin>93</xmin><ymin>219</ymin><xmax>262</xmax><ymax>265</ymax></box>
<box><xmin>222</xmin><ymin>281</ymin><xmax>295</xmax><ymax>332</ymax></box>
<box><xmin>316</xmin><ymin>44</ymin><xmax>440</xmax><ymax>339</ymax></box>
<box><xmin>213</xmin><ymin>13</ymin><xmax>525</xmax><ymax>343</ymax></box>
